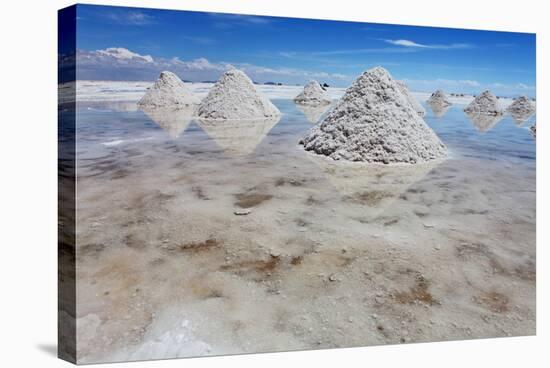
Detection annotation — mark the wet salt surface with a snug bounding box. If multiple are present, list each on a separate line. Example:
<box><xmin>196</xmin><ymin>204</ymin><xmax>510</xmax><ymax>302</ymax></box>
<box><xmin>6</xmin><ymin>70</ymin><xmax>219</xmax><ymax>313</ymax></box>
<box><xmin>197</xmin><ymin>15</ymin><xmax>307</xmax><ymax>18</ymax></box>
<box><xmin>71</xmin><ymin>100</ymin><xmax>535</xmax><ymax>363</ymax></box>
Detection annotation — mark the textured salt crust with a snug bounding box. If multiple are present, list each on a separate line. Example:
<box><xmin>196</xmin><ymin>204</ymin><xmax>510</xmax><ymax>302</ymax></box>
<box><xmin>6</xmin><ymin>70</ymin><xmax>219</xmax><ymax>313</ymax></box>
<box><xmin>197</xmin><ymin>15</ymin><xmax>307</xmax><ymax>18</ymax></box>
<box><xmin>427</xmin><ymin>89</ymin><xmax>452</xmax><ymax>108</ymax></box>
<box><xmin>300</xmin><ymin>67</ymin><xmax>447</xmax><ymax>164</ymax></box>
<box><xmin>293</xmin><ymin>80</ymin><xmax>332</xmax><ymax>106</ymax></box>
<box><xmin>464</xmin><ymin>90</ymin><xmax>503</xmax><ymax>116</ymax></box>
<box><xmin>197</xmin><ymin>69</ymin><xmax>280</xmax><ymax>120</ymax></box>
<box><xmin>397</xmin><ymin>81</ymin><xmax>426</xmax><ymax>116</ymax></box>
<box><xmin>138</xmin><ymin>71</ymin><xmax>200</xmax><ymax>108</ymax></box>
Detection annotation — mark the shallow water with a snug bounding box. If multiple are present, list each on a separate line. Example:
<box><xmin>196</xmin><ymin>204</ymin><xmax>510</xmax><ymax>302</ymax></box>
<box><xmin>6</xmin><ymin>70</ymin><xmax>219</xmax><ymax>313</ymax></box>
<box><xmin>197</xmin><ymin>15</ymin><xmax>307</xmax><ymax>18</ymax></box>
<box><xmin>71</xmin><ymin>99</ymin><xmax>536</xmax><ymax>363</ymax></box>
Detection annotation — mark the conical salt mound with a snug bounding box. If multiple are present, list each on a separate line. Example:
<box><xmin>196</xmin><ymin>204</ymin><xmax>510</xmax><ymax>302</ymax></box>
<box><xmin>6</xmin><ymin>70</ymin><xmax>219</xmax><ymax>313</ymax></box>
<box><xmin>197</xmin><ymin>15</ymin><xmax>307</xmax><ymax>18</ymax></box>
<box><xmin>300</xmin><ymin>67</ymin><xmax>447</xmax><ymax>164</ymax></box>
<box><xmin>397</xmin><ymin>81</ymin><xmax>425</xmax><ymax>116</ymax></box>
<box><xmin>197</xmin><ymin>69</ymin><xmax>280</xmax><ymax>120</ymax></box>
<box><xmin>138</xmin><ymin>71</ymin><xmax>200</xmax><ymax>108</ymax></box>
<box><xmin>427</xmin><ymin>89</ymin><xmax>452</xmax><ymax>107</ymax></box>
<box><xmin>464</xmin><ymin>90</ymin><xmax>503</xmax><ymax>115</ymax></box>
<box><xmin>294</xmin><ymin>80</ymin><xmax>331</xmax><ymax>106</ymax></box>
<box><xmin>507</xmin><ymin>96</ymin><xmax>536</xmax><ymax>124</ymax></box>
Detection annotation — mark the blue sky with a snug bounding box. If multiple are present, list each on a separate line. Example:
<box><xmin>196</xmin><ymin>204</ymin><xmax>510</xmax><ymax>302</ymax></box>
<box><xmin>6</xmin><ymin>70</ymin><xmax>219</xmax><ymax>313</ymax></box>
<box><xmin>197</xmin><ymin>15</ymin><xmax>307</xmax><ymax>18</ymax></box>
<box><xmin>71</xmin><ymin>4</ymin><xmax>536</xmax><ymax>96</ymax></box>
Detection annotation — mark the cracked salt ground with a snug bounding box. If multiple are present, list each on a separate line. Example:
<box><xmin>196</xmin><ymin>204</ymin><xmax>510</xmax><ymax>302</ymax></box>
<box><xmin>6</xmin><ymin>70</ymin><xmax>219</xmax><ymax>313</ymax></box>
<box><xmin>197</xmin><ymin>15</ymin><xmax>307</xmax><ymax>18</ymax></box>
<box><xmin>71</xmin><ymin>94</ymin><xmax>535</xmax><ymax>363</ymax></box>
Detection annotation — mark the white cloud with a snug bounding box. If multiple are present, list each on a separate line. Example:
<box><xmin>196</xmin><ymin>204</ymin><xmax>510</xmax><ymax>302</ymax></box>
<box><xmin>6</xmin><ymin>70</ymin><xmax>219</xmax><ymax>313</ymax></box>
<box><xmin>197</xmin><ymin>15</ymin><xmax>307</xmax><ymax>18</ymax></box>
<box><xmin>96</xmin><ymin>48</ymin><xmax>154</xmax><ymax>63</ymax></box>
<box><xmin>74</xmin><ymin>47</ymin><xmax>352</xmax><ymax>85</ymax></box>
<box><xmin>385</xmin><ymin>39</ymin><xmax>473</xmax><ymax>50</ymax></box>
<box><xmin>386</xmin><ymin>39</ymin><xmax>429</xmax><ymax>48</ymax></box>
<box><xmin>105</xmin><ymin>10</ymin><xmax>156</xmax><ymax>25</ymax></box>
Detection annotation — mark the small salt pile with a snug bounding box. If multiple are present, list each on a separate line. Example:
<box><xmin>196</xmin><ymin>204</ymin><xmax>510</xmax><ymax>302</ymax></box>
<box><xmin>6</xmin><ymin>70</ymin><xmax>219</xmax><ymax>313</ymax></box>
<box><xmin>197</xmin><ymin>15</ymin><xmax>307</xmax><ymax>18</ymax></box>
<box><xmin>427</xmin><ymin>89</ymin><xmax>452</xmax><ymax>107</ymax></box>
<box><xmin>294</xmin><ymin>80</ymin><xmax>331</xmax><ymax>106</ymax></box>
<box><xmin>197</xmin><ymin>69</ymin><xmax>280</xmax><ymax>120</ymax></box>
<box><xmin>300</xmin><ymin>67</ymin><xmax>447</xmax><ymax>164</ymax></box>
<box><xmin>397</xmin><ymin>81</ymin><xmax>425</xmax><ymax>116</ymax></box>
<box><xmin>507</xmin><ymin>96</ymin><xmax>536</xmax><ymax>124</ymax></box>
<box><xmin>530</xmin><ymin>123</ymin><xmax>536</xmax><ymax>137</ymax></box>
<box><xmin>138</xmin><ymin>71</ymin><xmax>200</xmax><ymax>108</ymax></box>
<box><xmin>464</xmin><ymin>90</ymin><xmax>503</xmax><ymax>115</ymax></box>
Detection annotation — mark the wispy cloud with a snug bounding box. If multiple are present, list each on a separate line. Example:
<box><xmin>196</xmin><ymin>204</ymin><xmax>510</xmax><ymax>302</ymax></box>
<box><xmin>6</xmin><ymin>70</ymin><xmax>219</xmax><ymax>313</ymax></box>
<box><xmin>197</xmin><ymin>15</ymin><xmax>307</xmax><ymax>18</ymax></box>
<box><xmin>181</xmin><ymin>36</ymin><xmax>217</xmax><ymax>45</ymax></box>
<box><xmin>403</xmin><ymin>77</ymin><xmax>534</xmax><ymax>95</ymax></box>
<box><xmin>105</xmin><ymin>10</ymin><xmax>157</xmax><ymax>25</ymax></box>
<box><xmin>385</xmin><ymin>39</ymin><xmax>474</xmax><ymax>50</ymax></box>
<box><xmin>279</xmin><ymin>47</ymin><xmax>416</xmax><ymax>61</ymax></box>
<box><xmin>207</xmin><ymin>12</ymin><xmax>274</xmax><ymax>29</ymax></box>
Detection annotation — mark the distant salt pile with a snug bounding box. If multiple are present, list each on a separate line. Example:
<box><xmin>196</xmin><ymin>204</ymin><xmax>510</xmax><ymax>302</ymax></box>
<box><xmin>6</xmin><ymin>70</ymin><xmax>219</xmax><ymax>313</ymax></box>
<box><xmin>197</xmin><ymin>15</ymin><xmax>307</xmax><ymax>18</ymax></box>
<box><xmin>427</xmin><ymin>89</ymin><xmax>452</xmax><ymax>107</ymax></box>
<box><xmin>530</xmin><ymin>123</ymin><xmax>536</xmax><ymax>137</ymax></box>
<box><xmin>300</xmin><ymin>67</ymin><xmax>447</xmax><ymax>164</ymax></box>
<box><xmin>507</xmin><ymin>96</ymin><xmax>536</xmax><ymax>124</ymax></box>
<box><xmin>397</xmin><ymin>81</ymin><xmax>425</xmax><ymax>116</ymax></box>
<box><xmin>464</xmin><ymin>90</ymin><xmax>503</xmax><ymax>116</ymax></box>
<box><xmin>197</xmin><ymin>69</ymin><xmax>280</xmax><ymax>120</ymax></box>
<box><xmin>138</xmin><ymin>71</ymin><xmax>200</xmax><ymax>108</ymax></box>
<box><xmin>294</xmin><ymin>80</ymin><xmax>332</xmax><ymax>106</ymax></box>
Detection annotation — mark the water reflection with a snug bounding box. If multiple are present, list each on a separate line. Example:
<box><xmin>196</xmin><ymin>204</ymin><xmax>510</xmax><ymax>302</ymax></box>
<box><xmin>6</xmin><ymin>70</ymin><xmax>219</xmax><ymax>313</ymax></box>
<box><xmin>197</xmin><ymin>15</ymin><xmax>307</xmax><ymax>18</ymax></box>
<box><xmin>465</xmin><ymin>111</ymin><xmax>504</xmax><ymax>133</ymax></box>
<box><xmin>78</xmin><ymin>100</ymin><xmax>139</xmax><ymax>112</ymax></box>
<box><xmin>509</xmin><ymin>111</ymin><xmax>534</xmax><ymax>126</ymax></box>
<box><xmin>295</xmin><ymin>103</ymin><xmax>331</xmax><ymax>124</ymax></box>
<box><xmin>308</xmin><ymin>154</ymin><xmax>440</xmax><ymax>219</ymax></box>
<box><xmin>197</xmin><ymin>116</ymin><xmax>281</xmax><ymax>156</ymax></box>
<box><xmin>140</xmin><ymin>106</ymin><xmax>196</xmax><ymax>139</ymax></box>
<box><xmin>427</xmin><ymin>102</ymin><xmax>450</xmax><ymax>118</ymax></box>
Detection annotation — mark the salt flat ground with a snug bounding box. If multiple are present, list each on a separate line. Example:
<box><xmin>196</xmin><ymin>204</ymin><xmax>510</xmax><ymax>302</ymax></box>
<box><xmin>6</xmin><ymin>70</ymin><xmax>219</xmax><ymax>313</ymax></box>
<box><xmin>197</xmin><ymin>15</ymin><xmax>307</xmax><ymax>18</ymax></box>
<box><xmin>61</xmin><ymin>82</ymin><xmax>535</xmax><ymax>364</ymax></box>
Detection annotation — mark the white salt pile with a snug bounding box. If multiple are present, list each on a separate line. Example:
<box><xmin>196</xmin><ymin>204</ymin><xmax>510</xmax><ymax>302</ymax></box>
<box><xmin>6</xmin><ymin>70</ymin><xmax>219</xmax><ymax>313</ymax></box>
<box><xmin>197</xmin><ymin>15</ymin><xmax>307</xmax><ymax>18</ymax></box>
<box><xmin>427</xmin><ymin>89</ymin><xmax>452</xmax><ymax>107</ymax></box>
<box><xmin>464</xmin><ymin>90</ymin><xmax>503</xmax><ymax>115</ymax></box>
<box><xmin>507</xmin><ymin>96</ymin><xmax>536</xmax><ymax>124</ymax></box>
<box><xmin>300</xmin><ymin>67</ymin><xmax>447</xmax><ymax>164</ymax></box>
<box><xmin>397</xmin><ymin>81</ymin><xmax>425</xmax><ymax>116</ymax></box>
<box><xmin>293</xmin><ymin>80</ymin><xmax>332</xmax><ymax>106</ymax></box>
<box><xmin>197</xmin><ymin>69</ymin><xmax>280</xmax><ymax>120</ymax></box>
<box><xmin>138</xmin><ymin>71</ymin><xmax>200</xmax><ymax>108</ymax></box>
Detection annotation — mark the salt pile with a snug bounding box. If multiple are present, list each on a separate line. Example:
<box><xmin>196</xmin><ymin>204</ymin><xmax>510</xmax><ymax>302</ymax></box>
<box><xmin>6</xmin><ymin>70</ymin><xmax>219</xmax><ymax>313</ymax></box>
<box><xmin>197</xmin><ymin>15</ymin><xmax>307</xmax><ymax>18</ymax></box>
<box><xmin>397</xmin><ymin>81</ymin><xmax>425</xmax><ymax>116</ymax></box>
<box><xmin>293</xmin><ymin>80</ymin><xmax>332</xmax><ymax>106</ymax></box>
<box><xmin>464</xmin><ymin>90</ymin><xmax>503</xmax><ymax>115</ymax></box>
<box><xmin>507</xmin><ymin>96</ymin><xmax>536</xmax><ymax>124</ymax></box>
<box><xmin>427</xmin><ymin>89</ymin><xmax>452</xmax><ymax>107</ymax></box>
<box><xmin>300</xmin><ymin>67</ymin><xmax>446</xmax><ymax>164</ymax></box>
<box><xmin>530</xmin><ymin>123</ymin><xmax>536</xmax><ymax>137</ymax></box>
<box><xmin>197</xmin><ymin>69</ymin><xmax>280</xmax><ymax>120</ymax></box>
<box><xmin>138</xmin><ymin>71</ymin><xmax>200</xmax><ymax>108</ymax></box>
